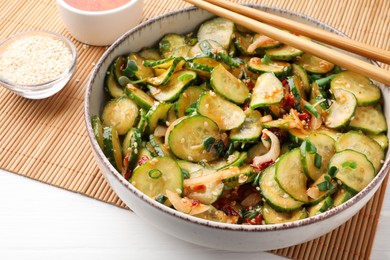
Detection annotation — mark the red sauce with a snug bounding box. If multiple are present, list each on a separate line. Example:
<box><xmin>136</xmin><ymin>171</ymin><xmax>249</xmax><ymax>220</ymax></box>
<box><xmin>64</xmin><ymin>0</ymin><xmax>131</xmax><ymax>12</ymax></box>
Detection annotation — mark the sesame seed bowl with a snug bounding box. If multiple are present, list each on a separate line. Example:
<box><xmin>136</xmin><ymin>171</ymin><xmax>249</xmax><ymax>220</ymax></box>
<box><xmin>0</xmin><ymin>30</ymin><xmax>77</xmax><ymax>99</ymax></box>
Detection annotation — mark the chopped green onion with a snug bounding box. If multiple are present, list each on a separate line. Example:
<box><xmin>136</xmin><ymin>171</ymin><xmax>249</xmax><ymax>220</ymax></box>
<box><xmin>342</xmin><ymin>161</ymin><xmax>357</xmax><ymax>169</ymax></box>
<box><xmin>181</xmin><ymin>168</ymin><xmax>190</xmax><ymax>179</ymax></box>
<box><xmin>155</xmin><ymin>194</ymin><xmax>168</xmax><ymax>204</ymax></box>
<box><xmin>148</xmin><ymin>169</ymin><xmax>163</xmax><ymax>179</ymax></box>
<box><xmin>261</xmin><ymin>54</ymin><xmax>272</xmax><ymax>65</ymax></box>
<box><xmin>317</xmin><ymin>176</ymin><xmax>334</xmax><ymax>191</ymax></box>
<box><xmin>304</xmin><ymin>102</ymin><xmax>320</xmax><ymax>118</ymax></box>
<box><xmin>314</xmin><ymin>153</ymin><xmax>322</xmax><ymax>169</ymax></box>
<box><xmin>178</xmin><ymin>73</ymin><xmax>194</xmax><ymax>82</ymax></box>
<box><xmin>328</xmin><ymin>166</ymin><xmax>338</xmax><ymax>177</ymax></box>
<box><xmin>122</xmin><ymin>59</ymin><xmax>138</xmax><ymax>78</ymax></box>
<box><xmin>203</xmin><ymin>137</ymin><xmax>216</xmax><ymax>152</ymax></box>
<box><xmin>302</xmin><ymin>139</ymin><xmax>317</xmax><ymax>154</ymax></box>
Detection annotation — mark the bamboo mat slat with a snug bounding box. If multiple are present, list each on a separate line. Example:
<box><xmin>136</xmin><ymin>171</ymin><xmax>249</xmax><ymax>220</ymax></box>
<box><xmin>0</xmin><ymin>0</ymin><xmax>389</xmax><ymax>259</ymax></box>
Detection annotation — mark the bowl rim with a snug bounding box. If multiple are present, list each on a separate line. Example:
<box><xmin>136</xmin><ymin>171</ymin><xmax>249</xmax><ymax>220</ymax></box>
<box><xmin>85</xmin><ymin>4</ymin><xmax>390</xmax><ymax>232</ymax></box>
<box><xmin>56</xmin><ymin>0</ymin><xmax>143</xmax><ymax>16</ymax></box>
<box><xmin>0</xmin><ymin>30</ymin><xmax>77</xmax><ymax>90</ymax></box>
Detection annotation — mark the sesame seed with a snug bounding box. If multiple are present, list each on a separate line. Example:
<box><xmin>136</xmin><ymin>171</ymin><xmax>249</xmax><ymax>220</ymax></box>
<box><xmin>0</xmin><ymin>35</ymin><xmax>73</xmax><ymax>85</ymax></box>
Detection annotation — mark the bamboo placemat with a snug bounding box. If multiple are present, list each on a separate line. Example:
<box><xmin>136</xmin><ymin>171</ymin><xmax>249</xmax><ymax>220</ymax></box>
<box><xmin>0</xmin><ymin>0</ymin><xmax>389</xmax><ymax>259</ymax></box>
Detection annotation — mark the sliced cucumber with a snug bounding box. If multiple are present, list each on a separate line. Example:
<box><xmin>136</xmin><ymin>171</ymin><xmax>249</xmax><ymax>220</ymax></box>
<box><xmin>222</xmin><ymin>164</ymin><xmax>256</xmax><ymax>189</ymax></box>
<box><xmin>229</xmin><ymin>109</ymin><xmax>262</xmax><ymax>142</ymax></box>
<box><xmin>122</xmin><ymin>128</ymin><xmax>142</xmax><ymax>171</ymax></box>
<box><xmin>159</xmin><ymin>33</ymin><xmax>187</xmax><ymax>58</ymax></box>
<box><xmin>306</xmin><ymin>174</ymin><xmax>337</xmax><ymax>205</ymax></box>
<box><xmin>324</xmin><ymin>88</ymin><xmax>357</xmax><ymax>129</ymax></box>
<box><xmin>136</xmin><ymin>108</ymin><xmax>147</xmax><ymax>134</ymax></box>
<box><xmin>251</xmin><ymin>34</ymin><xmax>282</xmax><ymax>50</ymax></box>
<box><xmin>265</xmin><ymin>44</ymin><xmax>303</xmax><ymax>61</ymax></box>
<box><xmin>130</xmin><ymin>156</ymin><xmax>183</xmax><ymax>198</ymax></box>
<box><xmin>259</xmin><ymin>164</ymin><xmax>304</xmax><ymax>212</ymax></box>
<box><xmin>127</xmin><ymin>53</ymin><xmax>154</xmax><ymax>81</ymax></box>
<box><xmin>275</xmin><ymin>148</ymin><xmax>308</xmax><ymax>203</ymax></box>
<box><xmin>300</xmin><ymin>133</ymin><xmax>336</xmax><ymax>182</ymax></box>
<box><xmin>287</xmin><ymin>128</ymin><xmax>308</xmax><ymax>144</ymax></box>
<box><xmin>103</xmin><ymin>126</ymin><xmax>122</xmax><ymax>171</ymax></box>
<box><xmin>101</xmin><ymin>97</ymin><xmax>139</xmax><ymax>135</ymax></box>
<box><xmin>148</xmin><ymin>70</ymin><xmax>197</xmax><ymax>102</ymax></box>
<box><xmin>331</xmin><ymin>71</ymin><xmax>381</xmax><ymax>106</ymax></box>
<box><xmin>307</xmin><ymin>196</ymin><xmax>333</xmax><ymax>217</ymax></box>
<box><xmin>262</xmin><ymin>203</ymin><xmax>307</xmax><ymax>224</ymax></box>
<box><xmin>146</xmin><ymin>102</ymin><xmax>173</xmax><ymax>133</ymax></box>
<box><xmin>197</xmin><ymin>91</ymin><xmax>245</xmax><ymax>131</ymax></box>
<box><xmin>247</xmin><ymin>57</ymin><xmax>291</xmax><ymax>77</ymax></box>
<box><xmin>197</xmin><ymin>17</ymin><xmax>235</xmax><ymax>50</ymax></box>
<box><xmin>330</xmin><ymin>149</ymin><xmax>375</xmax><ymax>194</ymax></box>
<box><xmin>367</xmin><ymin>133</ymin><xmax>389</xmax><ymax>150</ymax></box>
<box><xmin>234</xmin><ymin>31</ymin><xmax>254</xmax><ymax>55</ymax></box>
<box><xmin>168</xmin><ymin>115</ymin><xmax>221</xmax><ymax>162</ymax></box>
<box><xmin>210</xmin><ymin>64</ymin><xmax>249</xmax><ymax>104</ymax></box>
<box><xmin>125</xmin><ymin>84</ymin><xmax>155</xmax><ymax>110</ymax></box>
<box><xmin>332</xmin><ymin>188</ymin><xmax>353</xmax><ymax>207</ymax></box>
<box><xmin>104</xmin><ymin>63</ymin><xmax>124</xmax><ymax>98</ymax></box>
<box><xmin>146</xmin><ymin>58</ymin><xmax>184</xmax><ymax>86</ymax></box>
<box><xmin>176</xmin><ymin>86</ymin><xmax>204</xmax><ymax>117</ymax></box>
<box><xmin>349</xmin><ymin>105</ymin><xmax>387</xmax><ymax>134</ymax></box>
<box><xmin>249</xmin><ymin>72</ymin><xmax>284</xmax><ymax>109</ymax></box>
<box><xmin>291</xmin><ymin>64</ymin><xmax>310</xmax><ymax>94</ymax></box>
<box><xmin>149</xmin><ymin>134</ymin><xmax>174</xmax><ymax>157</ymax></box>
<box><xmin>139</xmin><ymin>48</ymin><xmax>162</xmax><ymax>60</ymax></box>
<box><xmin>187</xmin><ymin>40</ymin><xmax>226</xmax><ymax>59</ymax></box>
<box><xmin>296</xmin><ymin>53</ymin><xmax>334</xmax><ymax>74</ymax></box>
<box><xmin>335</xmin><ymin>131</ymin><xmax>384</xmax><ymax>174</ymax></box>
<box><xmin>91</xmin><ymin>115</ymin><xmax>104</xmax><ymax>150</ymax></box>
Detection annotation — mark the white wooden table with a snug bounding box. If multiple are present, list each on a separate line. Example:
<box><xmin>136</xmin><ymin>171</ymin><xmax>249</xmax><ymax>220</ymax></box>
<box><xmin>0</xmin><ymin>169</ymin><xmax>388</xmax><ymax>260</ymax></box>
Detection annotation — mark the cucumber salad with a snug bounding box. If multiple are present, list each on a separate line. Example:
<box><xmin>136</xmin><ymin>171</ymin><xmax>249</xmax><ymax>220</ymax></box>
<box><xmin>92</xmin><ymin>17</ymin><xmax>388</xmax><ymax>225</ymax></box>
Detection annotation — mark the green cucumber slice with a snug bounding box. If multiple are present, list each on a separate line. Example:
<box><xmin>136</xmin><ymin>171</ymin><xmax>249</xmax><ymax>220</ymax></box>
<box><xmin>296</xmin><ymin>53</ymin><xmax>334</xmax><ymax>74</ymax></box>
<box><xmin>197</xmin><ymin>17</ymin><xmax>235</xmax><ymax>50</ymax></box>
<box><xmin>330</xmin><ymin>149</ymin><xmax>375</xmax><ymax>194</ymax></box>
<box><xmin>367</xmin><ymin>133</ymin><xmax>389</xmax><ymax>150</ymax></box>
<box><xmin>122</xmin><ymin>128</ymin><xmax>142</xmax><ymax>172</ymax></box>
<box><xmin>148</xmin><ymin>70</ymin><xmax>197</xmax><ymax>102</ymax></box>
<box><xmin>146</xmin><ymin>102</ymin><xmax>173</xmax><ymax>133</ymax></box>
<box><xmin>259</xmin><ymin>164</ymin><xmax>304</xmax><ymax>212</ymax></box>
<box><xmin>229</xmin><ymin>109</ymin><xmax>262</xmax><ymax>142</ymax></box>
<box><xmin>335</xmin><ymin>131</ymin><xmax>384</xmax><ymax>174</ymax></box>
<box><xmin>306</xmin><ymin>174</ymin><xmax>337</xmax><ymax>205</ymax></box>
<box><xmin>222</xmin><ymin>164</ymin><xmax>255</xmax><ymax>189</ymax></box>
<box><xmin>128</xmin><ymin>53</ymin><xmax>154</xmax><ymax>81</ymax></box>
<box><xmin>300</xmin><ymin>133</ymin><xmax>336</xmax><ymax>182</ymax></box>
<box><xmin>249</xmin><ymin>72</ymin><xmax>284</xmax><ymax>109</ymax></box>
<box><xmin>159</xmin><ymin>33</ymin><xmax>187</xmax><ymax>58</ymax></box>
<box><xmin>168</xmin><ymin>115</ymin><xmax>221</xmax><ymax>162</ymax></box>
<box><xmin>187</xmin><ymin>40</ymin><xmax>226</xmax><ymax>59</ymax></box>
<box><xmin>101</xmin><ymin>97</ymin><xmax>139</xmax><ymax>135</ymax></box>
<box><xmin>210</xmin><ymin>64</ymin><xmax>249</xmax><ymax>104</ymax></box>
<box><xmin>234</xmin><ymin>31</ymin><xmax>254</xmax><ymax>55</ymax></box>
<box><xmin>349</xmin><ymin>105</ymin><xmax>387</xmax><ymax>134</ymax></box>
<box><xmin>324</xmin><ymin>88</ymin><xmax>357</xmax><ymax>129</ymax></box>
<box><xmin>130</xmin><ymin>156</ymin><xmax>184</xmax><ymax>198</ymax></box>
<box><xmin>105</xmin><ymin>63</ymin><xmax>124</xmax><ymax>98</ymax></box>
<box><xmin>103</xmin><ymin>126</ymin><xmax>122</xmax><ymax>171</ymax></box>
<box><xmin>262</xmin><ymin>203</ymin><xmax>307</xmax><ymax>224</ymax></box>
<box><xmin>91</xmin><ymin>115</ymin><xmax>104</xmax><ymax>150</ymax></box>
<box><xmin>125</xmin><ymin>84</ymin><xmax>155</xmax><ymax>110</ymax></box>
<box><xmin>331</xmin><ymin>71</ymin><xmax>381</xmax><ymax>106</ymax></box>
<box><xmin>197</xmin><ymin>91</ymin><xmax>246</xmax><ymax>130</ymax></box>
<box><xmin>308</xmin><ymin>196</ymin><xmax>333</xmax><ymax>217</ymax></box>
<box><xmin>176</xmin><ymin>86</ymin><xmax>204</xmax><ymax>117</ymax></box>
<box><xmin>291</xmin><ymin>64</ymin><xmax>310</xmax><ymax>94</ymax></box>
<box><xmin>139</xmin><ymin>48</ymin><xmax>162</xmax><ymax>60</ymax></box>
<box><xmin>247</xmin><ymin>57</ymin><xmax>291</xmax><ymax>77</ymax></box>
<box><xmin>250</xmin><ymin>34</ymin><xmax>282</xmax><ymax>50</ymax></box>
<box><xmin>265</xmin><ymin>44</ymin><xmax>303</xmax><ymax>61</ymax></box>
<box><xmin>146</xmin><ymin>58</ymin><xmax>184</xmax><ymax>86</ymax></box>
<box><xmin>275</xmin><ymin>148</ymin><xmax>309</xmax><ymax>203</ymax></box>
<box><xmin>332</xmin><ymin>188</ymin><xmax>353</xmax><ymax>207</ymax></box>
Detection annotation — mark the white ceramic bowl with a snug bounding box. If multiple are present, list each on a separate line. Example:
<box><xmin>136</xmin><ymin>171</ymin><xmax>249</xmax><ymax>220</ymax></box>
<box><xmin>0</xmin><ymin>30</ymin><xmax>77</xmax><ymax>99</ymax></box>
<box><xmin>84</xmin><ymin>5</ymin><xmax>390</xmax><ymax>251</ymax></box>
<box><xmin>56</xmin><ymin>0</ymin><xmax>144</xmax><ymax>46</ymax></box>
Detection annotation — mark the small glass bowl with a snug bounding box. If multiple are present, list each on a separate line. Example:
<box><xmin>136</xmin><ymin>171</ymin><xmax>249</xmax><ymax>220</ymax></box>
<box><xmin>0</xmin><ymin>30</ymin><xmax>77</xmax><ymax>99</ymax></box>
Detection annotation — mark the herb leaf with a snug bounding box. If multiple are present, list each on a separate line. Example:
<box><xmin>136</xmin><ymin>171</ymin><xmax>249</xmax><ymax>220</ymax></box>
<box><xmin>314</xmin><ymin>153</ymin><xmax>322</xmax><ymax>169</ymax></box>
<box><xmin>122</xmin><ymin>59</ymin><xmax>138</xmax><ymax>78</ymax></box>
<box><xmin>203</xmin><ymin>137</ymin><xmax>216</xmax><ymax>152</ymax></box>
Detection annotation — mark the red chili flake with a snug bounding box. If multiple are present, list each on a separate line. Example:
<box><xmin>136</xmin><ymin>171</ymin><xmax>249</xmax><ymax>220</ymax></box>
<box><xmin>243</xmin><ymin>78</ymin><xmax>255</xmax><ymax>91</ymax></box>
<box><xmin>280</xmin><ymin>92</ymin><xmax>296</xmax><ymax>108</ymax></box>
<box><xmin>251</xmin><ymin>160</ymin><xmax>275</xmax><ymax>171</ymax></box>
<box><xmin>245</xmin><ymin>215</ymin><xmax>263</xmax><ymax>225</ymax></box>
<box><xmin>242</xmin><ymin>103</ymin><xmax>249</xmax><ymax>111</ymax></box>
<box><xmin>123</xmin><ymin>169</ymin><xmax>132</xmax><ymax>180</ymax></box>
<box><xmin>281</xmin><ymin>79</ymin><xmax>288</xmax><ymax>86</ymax></box>
<box><xmin>187</xmin><ymin>184</ymin><xmax>206</xmax><ymax>193</ymax></box>
<box><xmin>292</xmin><ymin>32</ymin><xmax>300</xmax><ymax>36</ymax></box>
<box><xmin>190</xmin><ymin>199</ymin><xmax>201</xmax><ymax>207</ymax></box>
<box><xmin>298</xmin><ymin>112</ymin><xmax>311</xmax><ymax>128</ymax></box>
<box><xmin>224</xmin><ymin>206</ymin><xmax>240</xmax><ymax>217</ymax></box>
<box><xmin>137</xmin><ymin>155</ymin><xmax>150</xmax><ymax>166</ymax></box>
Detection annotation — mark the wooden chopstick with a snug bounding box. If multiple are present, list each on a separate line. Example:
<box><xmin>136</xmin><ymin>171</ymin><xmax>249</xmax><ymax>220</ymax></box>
<box><xmin>184</xmin><ymin>0</ymin><xmax>390</xmax><ymax>86</ymax></box>
<box><xmin>203</xmin><ymin>0</ymin><xmax>390</xmax><ymax>65</ymax></box>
